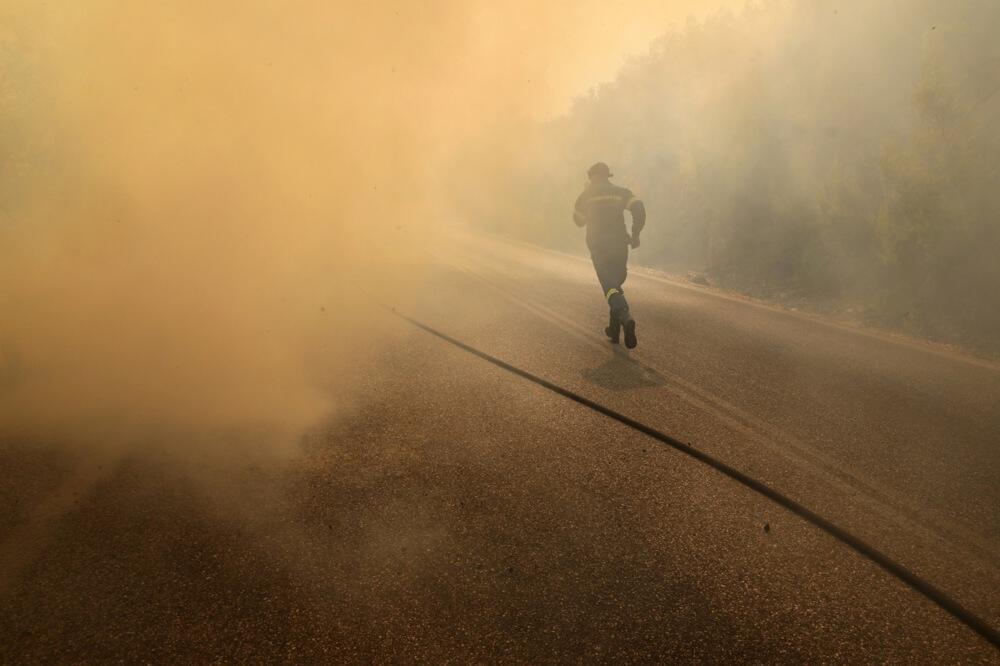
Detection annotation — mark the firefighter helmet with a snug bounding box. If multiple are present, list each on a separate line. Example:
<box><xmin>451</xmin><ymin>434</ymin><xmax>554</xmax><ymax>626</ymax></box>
<box><xmin>587</xmin><ymin>162</ymin><xmax>613</xmax><ymax>179</ymax></box>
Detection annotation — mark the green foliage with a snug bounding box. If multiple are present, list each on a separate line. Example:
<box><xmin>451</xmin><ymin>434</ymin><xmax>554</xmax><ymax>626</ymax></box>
<box><xmin>461</xmin><ymin>0</ymin><xmax>1000</xmax><ymax>351</ymax></box>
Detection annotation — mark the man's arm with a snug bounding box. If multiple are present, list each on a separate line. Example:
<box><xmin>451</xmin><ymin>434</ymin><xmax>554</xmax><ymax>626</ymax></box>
<box><xmin>573</xmin><ymin>192</ymin><xmax>587</xmax><ymax>227</ymax></box>
<box><xmin>625</xmin><ymin>192</ymin><xmax>645</xmax><ymax>247</ymax></box>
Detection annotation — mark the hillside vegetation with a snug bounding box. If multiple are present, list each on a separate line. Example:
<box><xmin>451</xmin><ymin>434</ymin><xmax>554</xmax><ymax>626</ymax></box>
<box><xmin>457</xmin><ymin>1</ymin><xmax>1000</xmax><ymax>352</ymax></box>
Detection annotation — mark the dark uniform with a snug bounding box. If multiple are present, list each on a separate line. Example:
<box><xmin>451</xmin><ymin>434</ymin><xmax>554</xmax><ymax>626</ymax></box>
<box><xmin>573</xmin><ymin>162</ymin><xmax>646</xmax><ymax>348</ymax></box>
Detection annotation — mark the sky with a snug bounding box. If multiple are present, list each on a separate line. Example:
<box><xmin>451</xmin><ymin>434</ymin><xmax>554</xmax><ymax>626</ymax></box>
<box><xmin>453</xmin><ymin>0</ymin><xmax>745</xmax><ymax>118</ymax></box>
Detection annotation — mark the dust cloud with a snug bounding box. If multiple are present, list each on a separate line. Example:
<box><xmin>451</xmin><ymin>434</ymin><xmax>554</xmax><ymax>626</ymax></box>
<box><xmin>0</xmin><ymin>1</ymin><xmax>733</xmax><ymax>452</ymax></box>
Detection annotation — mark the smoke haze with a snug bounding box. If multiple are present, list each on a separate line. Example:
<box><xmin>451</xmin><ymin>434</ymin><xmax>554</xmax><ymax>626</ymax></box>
<box><xmin>9</xmin><ymin>0</ymin><xmax>992</xmax><ymax>454</ymax></box>
<box><xmin>462</xmin><ymin>0</ymin><xmax>1000</xmax><ymax>351</ymax></box>
<box><xmin>0</xmin><ymin>1</ymin><xmax>736</xmax><ymax>450</ymax></box>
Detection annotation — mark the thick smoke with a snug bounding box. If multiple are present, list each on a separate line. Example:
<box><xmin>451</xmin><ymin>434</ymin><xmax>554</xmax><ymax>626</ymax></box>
<box><xmin>1</xmin><ymin>4</ymin><xmax>395</xmax><ymax>449</ymax></box>
<box><xmin>465</xmin><ymin>0</ymin><xmax>1000</xmax><ymax>352</ymax></box>
<box><xmin>0</xmin><ymin>1</ymin><xmax>734</xmax><ymax>450</ymax></box>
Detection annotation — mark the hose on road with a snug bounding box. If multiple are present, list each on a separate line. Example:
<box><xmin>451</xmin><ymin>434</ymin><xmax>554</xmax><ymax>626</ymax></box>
<box><xmin>391</xmin><ymin>307</ymin><xmax>1000</xmax><ymax>650</ymax></box>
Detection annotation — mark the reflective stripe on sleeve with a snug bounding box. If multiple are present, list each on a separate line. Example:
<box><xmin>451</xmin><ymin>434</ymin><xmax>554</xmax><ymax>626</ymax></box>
<box><xmin>605</xmin><ymin>288</ymin><xmax>620</xmax><ymax>300</ymax></box>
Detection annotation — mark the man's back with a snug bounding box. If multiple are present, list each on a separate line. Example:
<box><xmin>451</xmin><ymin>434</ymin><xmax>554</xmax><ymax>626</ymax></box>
<box><xmin>574</xmin><ymin>180</ymin><xmax>639</xmax><ymax>248</ymax></box>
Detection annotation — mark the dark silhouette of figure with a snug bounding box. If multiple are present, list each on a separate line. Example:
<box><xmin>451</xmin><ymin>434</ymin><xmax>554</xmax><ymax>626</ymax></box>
<box><xmin>573</xmin><ymin>162</ymin><xmax>646</xmax><ymax>348</ymax></box>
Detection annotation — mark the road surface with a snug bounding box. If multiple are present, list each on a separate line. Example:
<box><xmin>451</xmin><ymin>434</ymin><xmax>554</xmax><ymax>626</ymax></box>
<box><xmin>2</xmin><ymin>233</ymin><xmax>998</xmax><ymax>662</ymax></box>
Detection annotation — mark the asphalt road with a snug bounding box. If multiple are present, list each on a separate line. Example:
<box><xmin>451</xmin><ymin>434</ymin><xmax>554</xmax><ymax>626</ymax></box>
<box><xmin>2</xmin><ymin>234</ymin><xmax>998</xmax><ymax>662</ymax></box>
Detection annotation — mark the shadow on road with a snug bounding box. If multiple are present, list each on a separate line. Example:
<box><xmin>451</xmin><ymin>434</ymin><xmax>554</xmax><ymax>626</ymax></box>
<box><xmin>582</xmin><ymin>347</ymin><xmax>665</xmax><ymax>392</ymax></box>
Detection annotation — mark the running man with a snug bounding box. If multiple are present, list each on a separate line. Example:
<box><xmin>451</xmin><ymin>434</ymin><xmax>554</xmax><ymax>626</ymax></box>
<box><xmin>573</xmin><ymin>162</ymin><xmax>646</xmax><ymax>348</ymax></box>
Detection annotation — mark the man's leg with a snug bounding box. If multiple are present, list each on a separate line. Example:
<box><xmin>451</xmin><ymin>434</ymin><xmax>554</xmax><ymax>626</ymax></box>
<box><xmin>591</xmin><ymin>245</ymin><xmax>636</xmax><ymax>347</ymax></box>
<box><xmin>591</xmin><ymin>250</ymin><xmax>621</xmax><ymax>341</ymax></box>
<box><xmin>604</xmin><ymin>308</ymin><xmax>621</xmax><ymax>344</ymax></box>
<box><xmin>610</xmin><ymin>247</ymin><xmax>637</xmax><ymax>348</ymax></box>
<box><xmin>607</xmin><ymin>280</ymin><xmax>637</xmax><ymax>350</ymax></box>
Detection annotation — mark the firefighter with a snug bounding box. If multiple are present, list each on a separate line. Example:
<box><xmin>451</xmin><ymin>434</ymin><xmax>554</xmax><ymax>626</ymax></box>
<box><xmin>573</xmin><ymin>162</ymin><xmax>645</xmax><ymax>349</ymax></box>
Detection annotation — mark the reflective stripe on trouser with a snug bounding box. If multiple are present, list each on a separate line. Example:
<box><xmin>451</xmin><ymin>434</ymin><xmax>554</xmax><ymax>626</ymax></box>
<box><xmin>590</xmin><ymin>244</ymin><xmax>631</xmax><ymax>323</ymax></box>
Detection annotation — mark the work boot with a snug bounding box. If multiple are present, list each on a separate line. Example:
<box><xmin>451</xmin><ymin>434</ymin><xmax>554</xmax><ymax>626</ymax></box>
<box><xmin>605</xmin><ymin>315</ymin><xmax>621</xmax><ymax>344</ymax></box>
<box><xmin>622</xmin><ymin>315</ymin><xmax>637</xmax><ymax>349</ymax></box>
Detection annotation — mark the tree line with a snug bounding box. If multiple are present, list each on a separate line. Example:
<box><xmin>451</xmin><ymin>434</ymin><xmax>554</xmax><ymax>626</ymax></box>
<box><xmin>456</xmin><ymin>0</ymin><xmax>1000</xmax><ymax>352</ymax></box>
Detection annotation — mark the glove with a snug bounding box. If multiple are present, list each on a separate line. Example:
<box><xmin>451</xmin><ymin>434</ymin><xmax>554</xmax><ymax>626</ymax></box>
<box><xmin>630</xmin><ymin>234</ymin><xmax>641</xmax><ymax>249</ymax></box>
